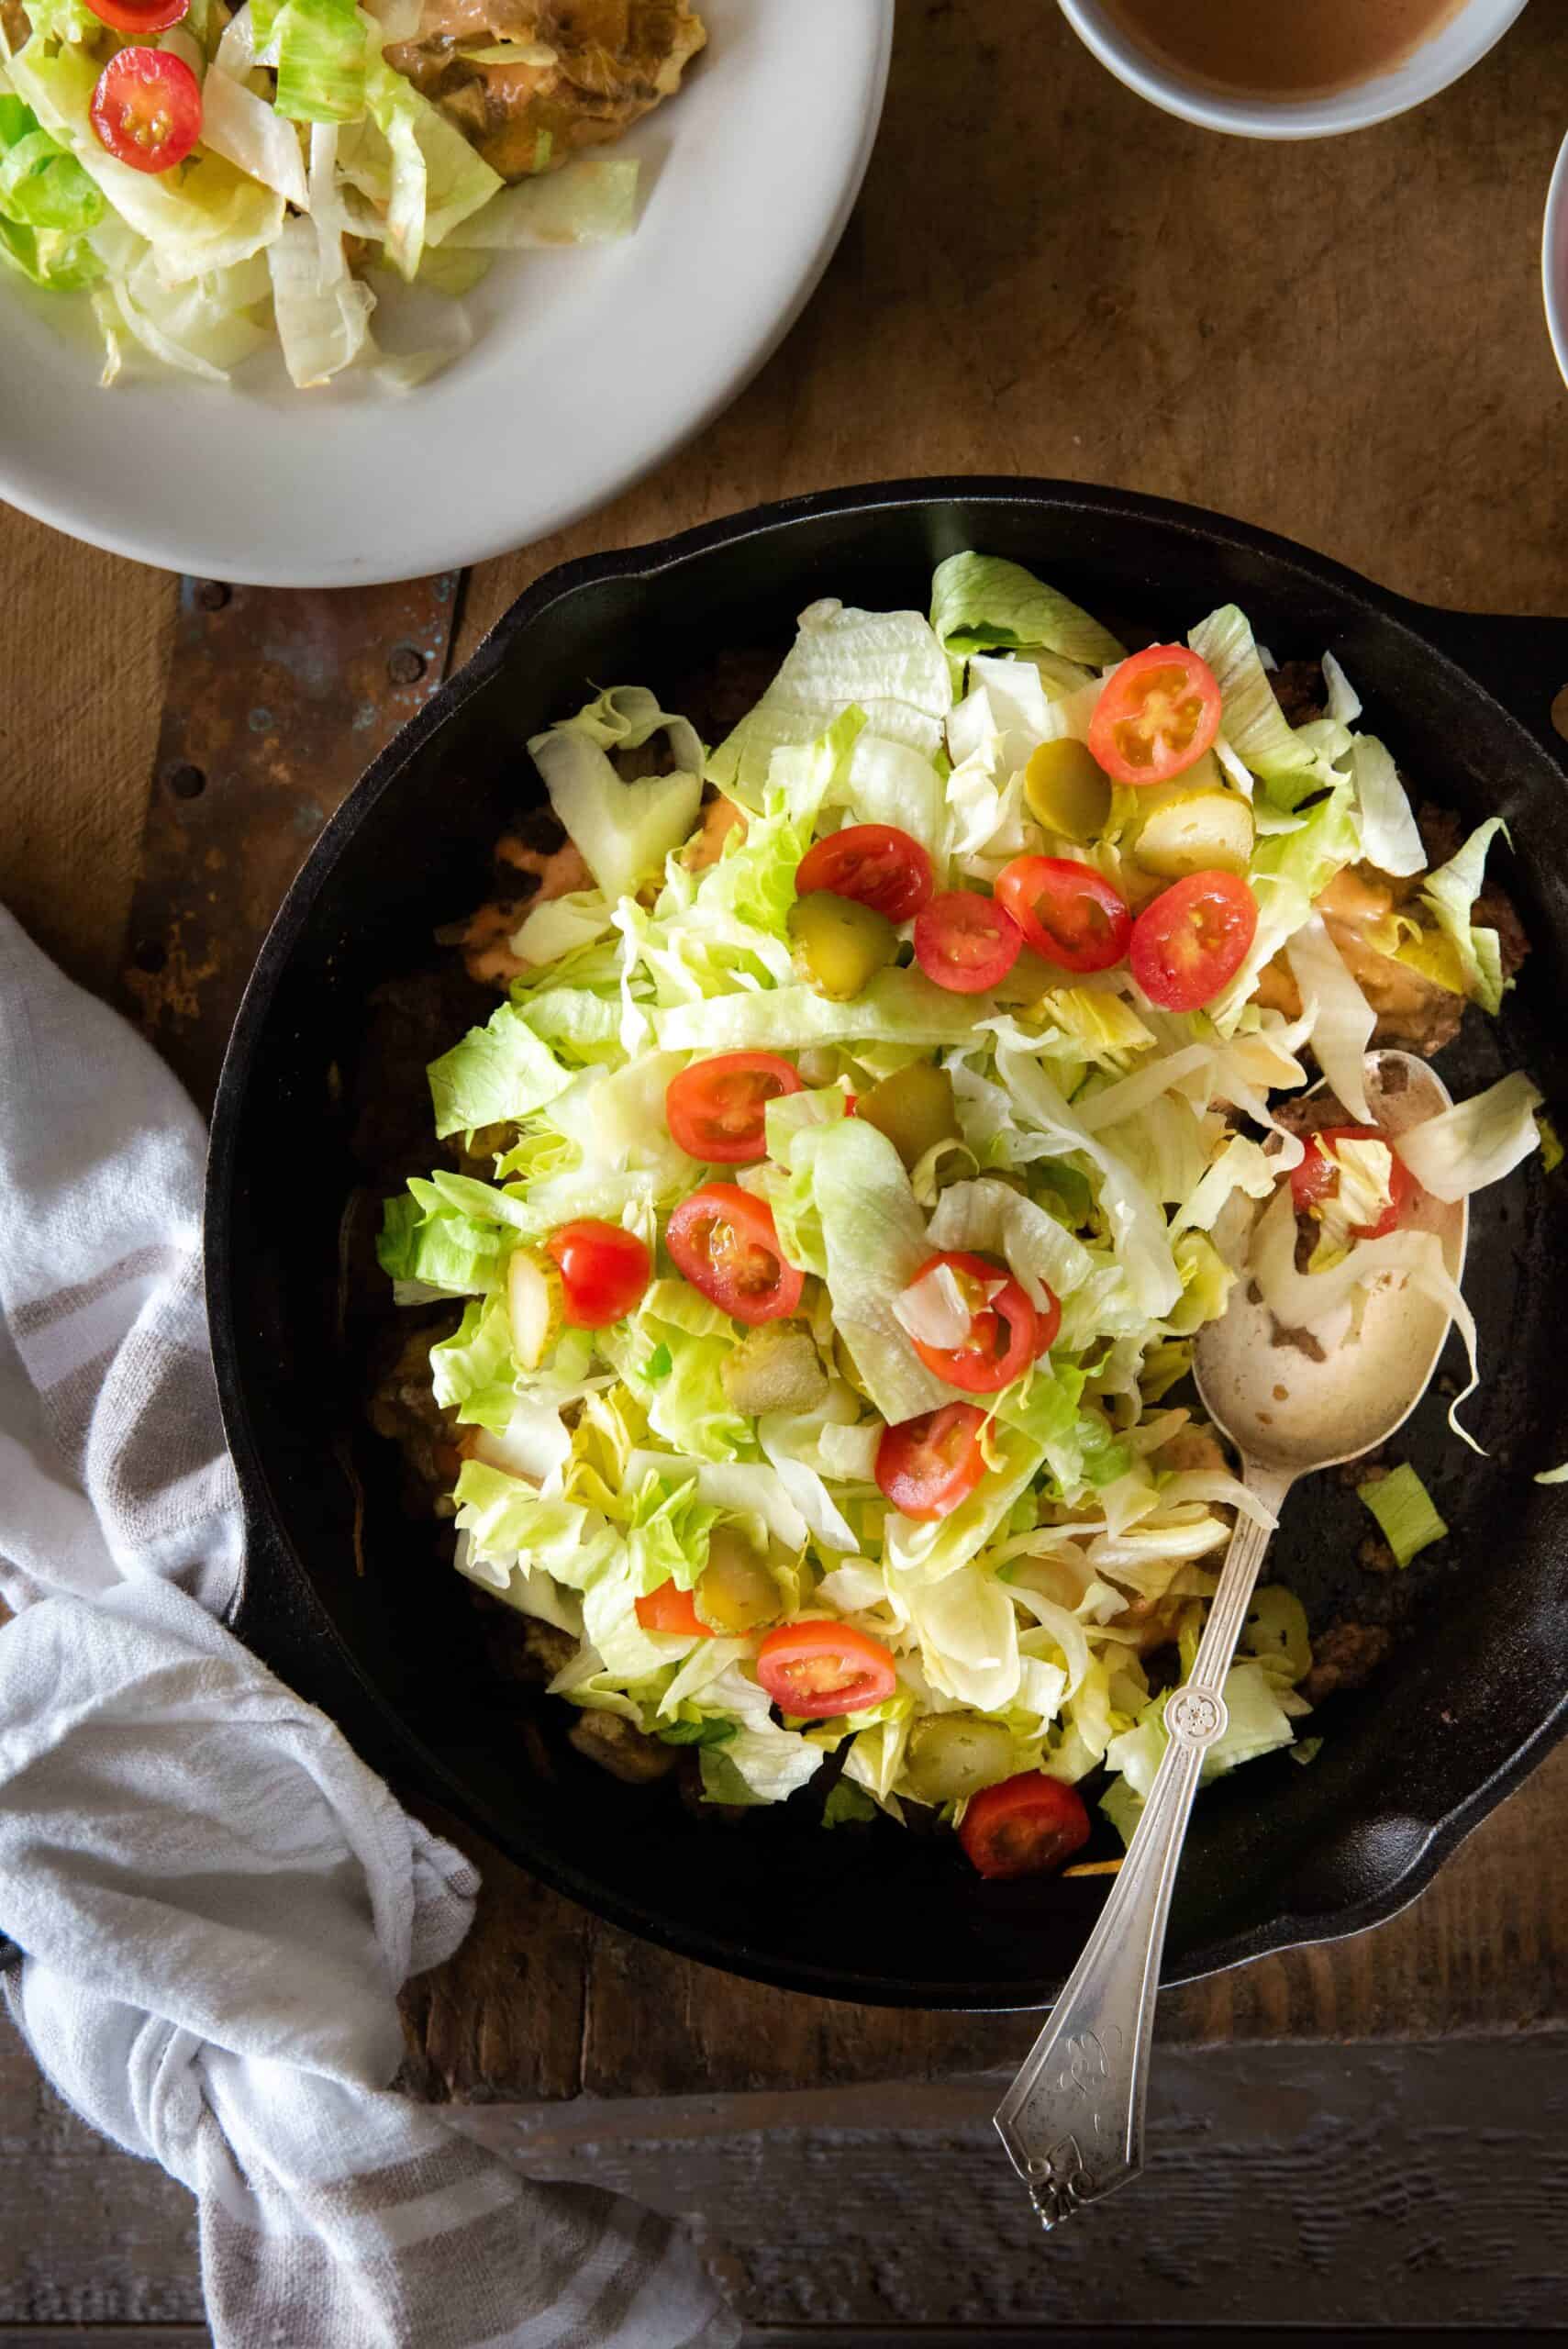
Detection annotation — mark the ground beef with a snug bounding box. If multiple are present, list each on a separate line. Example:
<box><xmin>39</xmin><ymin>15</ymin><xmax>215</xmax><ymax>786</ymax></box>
<box><xmin>350</xmin><ymin>965</ymin><xmax>496</xmax><ymax>1179</ymax></box>
<box><xmin>666</xmin><ymin>645</ymin><xmax>782</xmax><ymax>744</ymax></box>
<box><xmin>468</xmin><ymin>1593</ymin><xmax>578</xmax><ymax>1687</ymax></box>
<box><xmin>1272</xmin><ymin>658</ymin><xmax>1328</xmax><ymax>728</ymax></box>
<box><xmin>567</xmin><ymin>1709</ymin><xmax>678</xmax><ymax>1784</ymax></box>
<box><xmin>366</xmin><ymin>1319</ymin><xmax>463</xmax><ymax>1511</ymax></box>
<box><xmin>1302</xmin><ymin>1620</ymin><xmax>1393</xmax><ymax>1704</ymax></box>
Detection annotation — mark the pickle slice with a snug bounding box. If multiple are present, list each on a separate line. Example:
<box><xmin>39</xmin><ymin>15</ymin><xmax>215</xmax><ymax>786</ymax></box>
<box><xmin>788</xmin><ymin>890</ymin><xmax>899</xmax><ymax>1000</ymax></box>
<box><xmin>856</xmin><ymin>1063</ymin><xmax>959</xmax><ymax>1172</ymax></box>
<box><xmin>1128</xmin><ymin>764</ymin><xmax>1255</xmax><ymax>879</ymax></box>
<box><xmin>1024</xmin><ymin>738</ymin><xmax>1113</xmax><ymax>841</ymax></box>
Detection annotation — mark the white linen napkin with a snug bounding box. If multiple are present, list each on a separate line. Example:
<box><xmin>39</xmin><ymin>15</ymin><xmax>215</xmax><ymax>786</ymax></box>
<box><xmin>0</xmin><ymin>906</ymin><xmax>737</xmax><ymax>2349</ymax></box>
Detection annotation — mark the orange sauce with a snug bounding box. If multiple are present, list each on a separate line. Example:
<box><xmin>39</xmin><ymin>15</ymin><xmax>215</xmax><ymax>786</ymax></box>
<box><xmin>1097</xmin><ymin>0</ymin><xmax>1473</xmax><ymax>101</ymax></box>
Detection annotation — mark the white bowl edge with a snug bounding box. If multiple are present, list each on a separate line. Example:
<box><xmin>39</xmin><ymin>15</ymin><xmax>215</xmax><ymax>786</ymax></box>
<box><xmin>1057</xmin><ymin>0</ymin><xmax>1530</xmax><ymax>143</ymax></box>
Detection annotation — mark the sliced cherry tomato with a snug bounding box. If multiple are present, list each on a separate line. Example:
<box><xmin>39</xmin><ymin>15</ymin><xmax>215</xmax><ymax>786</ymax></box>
<box><xmin>913</xmin><ymin>890</ymin><xmax>1023</xmax><ymax>994</ymax></box>
<box><xmin>959</xmin><ymin>1772</ymin><xmax>1092</xmax><ymax>1881</ymax></box>
<box><xmin>635</xmin><ymin>1580</ymin><xmax>713</xmax><ymax>1638</ymax></box>
<box><xmin>1129</xmin><ymin>869</ymin><xmax>1258</xmax><ymax>1012</ymax></box>
<box><xmin>875</xmin><ymin>1401</ymin><xmax>989</xmax><ymax>1521</ymax></box>
<box><xmin>906</xmin><ymin>1251</ymin><xmax>1040</xmax><ymax>1396</ymax></box>
<box><xmin>545</xmin><ymin>1219</ymin><xmax>651</xmax><ymax>1327</ymax></box>
<box><xmin>90</xmin><ymin>47</ymin><xmax>202</xmax><ymax>174</ymax></box>
<box><xmin>1089</xmin><ymin>645</ymin><xmax>1222</xmax><ymax>786</ymax></box>
<box><xmin>85</xmin><ymin>0</ymin><xmax>189</xmax><ymax>30</ymax></box>
<box><xmin>756</xmin><ymin>1620</ymin><xmax>898</xmax><ymax>1718</ymax></box>
<box><xmin>665</xmin><ymin>1052</ymin><xmax>802</xmax><ymax>1164</ymax></box>
<box><xmin>1032</xmin><ymin>1284</ymin><xmax>1062</xmax><ymax>1354</ymax></box>
<box><xmin>1289</xmin><ymin>1124</ymin><xmax>1417</xmax><ymax>1240</ymax></box>
<box><xmin>795</xmin><ymin>824</ymin><xmax>934</xmax><ymax>922</ymax></box>
<box><xmin>994</xmin><ymin>855</ymin><xmax>1132</xmax><ymax>975</ymax></box>
<box><xmin>666</xmin><ymin>1182</ymin><xmax>805</xmax><ymax>1324</ymax></box>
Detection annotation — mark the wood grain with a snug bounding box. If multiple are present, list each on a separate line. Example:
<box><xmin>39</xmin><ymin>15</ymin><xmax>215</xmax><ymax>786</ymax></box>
<box><xmin>473</xmin><ymin>2038</ymin><xmax>1568</xmax><ymax>2332</ymax></box>
<box><xmin>453</xmin><ymin>0</ymin><xmax>1568</xmax><ymax>664</ymax></box>
<box><xmin>0</xmin><ymin>2021</ymin><xmax>202</xmax><ymax>2328</ymax></box>
<box><xmin>399</xmin><ymin>1737</ymin><xmax>1568</xmax><ymax>2102</ymax></box>
<box><xmin>0</xmin><ymin>511</ymin><xmax>176</xmax><ymax>999</ymax></box>
<box><xmin>13</xmin><ymin>2007</ymin><xmax>1567</xmax><ymax>2336</ymax></box>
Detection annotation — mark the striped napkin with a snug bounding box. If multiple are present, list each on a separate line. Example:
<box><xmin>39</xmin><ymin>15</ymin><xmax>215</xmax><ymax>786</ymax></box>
<box><xmin>0</xmin><ymin>906</ymin><xmax>736</xmax><ymax>2349</ymax></box>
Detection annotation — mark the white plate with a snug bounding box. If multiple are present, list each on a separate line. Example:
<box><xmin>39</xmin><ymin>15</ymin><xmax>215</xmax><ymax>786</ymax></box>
<box><xmin>1542</xmin><ymin>127</ymin><xmax>1568</xmax><ymax>389</ymax></box>
<box><xmin>0</xmin><ymin>0</ymin><xmax>893</xmax><ymax>587</ymax></box>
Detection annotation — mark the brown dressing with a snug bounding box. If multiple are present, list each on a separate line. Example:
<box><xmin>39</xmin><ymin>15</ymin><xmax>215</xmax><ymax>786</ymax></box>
<box><xmin>1098</xmin><ymin>0</ymin><xmax>1473</xmax><ymax>102</ymax></box>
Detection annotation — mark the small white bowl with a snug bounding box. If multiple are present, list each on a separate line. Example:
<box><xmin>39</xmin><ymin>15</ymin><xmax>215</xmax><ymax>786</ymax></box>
<box><xmin>1543</xmin><ymin>129</ymin><xmax>1568</xmax><ymax>388</ymax></box>
<box><xmin>1058</xmin><ymin>0</ymin><xmax>1529</xmax><ymax>141</ymax></box>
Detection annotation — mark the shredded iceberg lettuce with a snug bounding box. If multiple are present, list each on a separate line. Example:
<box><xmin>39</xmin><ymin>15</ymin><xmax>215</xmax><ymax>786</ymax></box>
<box><xmin>378</xmin><ymin>553</ymin><xmax>1536</xmax><ymax>1861</ymax></box>
<box><xmin>2</xmin><ymin>0</ymin><xmax>639</xmax><ymax>386</ymax></box>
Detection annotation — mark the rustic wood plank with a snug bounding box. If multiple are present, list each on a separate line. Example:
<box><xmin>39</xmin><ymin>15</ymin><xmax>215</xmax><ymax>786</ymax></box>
<box><xmin>400</xmin><ymin>1739</ymin><xmax>1568</xmax><ymax>2101</ymax></box>
<box><xmin>0</xmin><ymin>2334</ymin><xmax>208</xmax><ymax>2345</ymax></box>
<box><xmin>466</xmin><ymin>2037</ymin><xmax>1568</xmax><ymax>2331</ymax></box>
<box><xmin>0</xmin><ymin>2022</ymin><xmax>203</xmax><ymax>2329</ymax></box>
<box><xmin>118</xmin><ymin>576</ymin><xmax>461</xmax><ymax>1111</ymax></box>
<box><xmin>0</xmin><ymin>515</ymin><xmax>176</xmax><ymax>1000</ymax></box>
<box><xmin>395</xmin><ymin>1799</ymin><xmax>592</xmax><ymax>2105</ymax></box>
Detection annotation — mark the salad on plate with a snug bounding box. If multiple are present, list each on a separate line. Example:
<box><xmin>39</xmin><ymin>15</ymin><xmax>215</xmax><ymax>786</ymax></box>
<box><xmin>0</xmin><ymin>0</ymin><xmax>703</xmax><ymax>386</ymax></box>
<box><xmin>373</xmin><ymin>552</ymin><xmax>1544</xmax><ymax>1881</ymax></box>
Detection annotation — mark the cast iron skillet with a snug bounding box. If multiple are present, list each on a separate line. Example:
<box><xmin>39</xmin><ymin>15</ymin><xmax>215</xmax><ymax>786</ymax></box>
<box><xmin>207</xmin><ymin>478</ymin><xmax>1568</xmax><ymax>2009</ymax></box>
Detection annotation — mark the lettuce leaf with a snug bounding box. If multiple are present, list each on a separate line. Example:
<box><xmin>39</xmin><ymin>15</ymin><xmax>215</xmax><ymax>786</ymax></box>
<box><xmin>529</xmin><ymin>688</ymin><xmax>703</xmax><ymax>904</ymax></box>
<box><xmin>1187</xmin><ymin>605</ymin><xmax>1321</xmax><ymax>806</ymax></box>
<box><xmin>1393</xmin><ymin>1071</ymin><xmax>1543</xmax><ymax>1202</ymax></box>
<box><xmin>707</xmin><ymin>601</ymin><xmax>951</xmax><ymax>803</ymax></box>
<box><xmin>1346</xmin><ymin>735</ymin><xmax>1424</xmax><ymax>877</ymax></box>
<box><xmin>929</xmin><ymin>553</ymin><xmax>1124</xmax><ymax>668</ymax></box>
<box><xmin>1357</xmin><ymin>1464</ymin><xmax>1446</xmax><ymax>1567</ymax></box>
<box><xmin>376</xmin><ymin>1186</ymin><xmax>502</xmax><ymax>1295</ymax></box>
<box><xmin>1418</xmin><ymin>818</ymin><xmax>1508</xmax><ymax>1015</ymax></box>
<box><xmin>429</xmin><ymin>1291</ymin><xmax>516</xmax><ymax>1431</ymax></box>
<box><xmin>428</xmin><ymin>1000</ymin><xmax>570</xmax><ymax>1140</ymax></box>
<box><xmin>444</xmin><ymin>154</ymin><xmax>637</xmax><ymax>249</ymax></box>
<box><xmin>339</xmin><ymin>48</ymin><xmax>502</xmax><ymax>276</ymax></box>
<box><xmin>1284</xmin><ymin>913</ymin><xmax>1374</xmax><ymax>1124</ymax></box>
<box><xmin>793</xmin><ymin>1118</ymin><xmax>955</xmax><ymax>1425</ymax></box>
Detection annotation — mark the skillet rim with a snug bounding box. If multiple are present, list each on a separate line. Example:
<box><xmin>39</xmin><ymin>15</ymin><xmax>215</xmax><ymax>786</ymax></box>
<box><xmin>206</xmin><ymin>473</ymin><xmax>1568</xmax><ymax>2008</ymax></box>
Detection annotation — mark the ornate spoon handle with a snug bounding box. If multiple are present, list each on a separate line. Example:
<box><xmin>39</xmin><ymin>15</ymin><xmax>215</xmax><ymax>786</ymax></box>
<box><xmin>992</xmin><ymin>1461</ymin><xmax>1289</xmax><ymax>2226</ymax></box>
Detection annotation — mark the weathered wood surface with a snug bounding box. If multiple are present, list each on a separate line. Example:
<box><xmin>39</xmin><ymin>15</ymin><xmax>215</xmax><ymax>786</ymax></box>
<box><xmin>9</xmin><ymin>2014</ymin><xmax>1568</xmax><ymax>2335</ymax></box>
<box><xmin>400</xmin><ymin>1740</ymin><xmax>1568</xmax><ymax>2102</ymax></box>
<box><xmin>0</xmin><ymin>508</ymin><xmax>174</xmax><ymax>1004</ymax></box>
<box><xmin>2</xmin><ymin>0</ymin><xmax>1567</xmax><ymax>2128</ymax></box>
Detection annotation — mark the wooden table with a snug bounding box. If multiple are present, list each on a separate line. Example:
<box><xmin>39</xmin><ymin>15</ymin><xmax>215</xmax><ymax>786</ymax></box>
<box><xmin>5</xmin><ymin>0</ymin><xmax>1568</xmax><ymax>2137</ymax></box>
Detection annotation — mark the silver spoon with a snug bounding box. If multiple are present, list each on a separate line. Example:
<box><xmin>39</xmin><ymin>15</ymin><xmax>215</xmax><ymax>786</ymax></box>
<box><xmin>994</xmin><ymin>1049</ymin><xmax>1468</xmax><ymax>2229</ymax></box>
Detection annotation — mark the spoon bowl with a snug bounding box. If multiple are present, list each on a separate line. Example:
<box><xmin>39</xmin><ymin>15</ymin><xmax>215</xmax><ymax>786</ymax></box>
<box><xmin>1195</xmin><ymin>1051</ymin><xmax>1470</xmax><ymax>1480</ymax></box>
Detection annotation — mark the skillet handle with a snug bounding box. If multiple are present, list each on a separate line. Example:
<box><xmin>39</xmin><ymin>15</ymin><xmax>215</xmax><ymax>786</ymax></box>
<box><xmin>1403</xmin><ymin>603</ymin><xmax>1568</xmax><ymax>763</ymax></box>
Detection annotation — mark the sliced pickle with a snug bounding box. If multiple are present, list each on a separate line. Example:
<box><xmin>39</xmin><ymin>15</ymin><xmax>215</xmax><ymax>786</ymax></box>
<box><xmin>506</xmin><ymin>1246</ymin><xmax>562</xmax><ymax>1370</ymax></box>
<box><xmin>696</xmin><ymin>1525</ymin><xmax>791</xmax><ymax>1634</ymax></box>
<box><xmin>1024</xmin><ymin>738</ymin><xmax>1113</xmax><ymax>841</ymax></box>
<box><xmin>1127</xmin><ymin>763</ymin><xmax>1255</xmax><ymax>879</ymax></box>
<box><xmin>788</xmin><ymin>890</ymin><xmax>898</xmax><ymax>1000</ymax></box>
<box><xmin>856</xmin><ymin>1063</ymin><xmax>959</xmax><ymax>1172</ymax></box>
<box><xmin>904</xmin><ymin>1714</ymin><xmax>1015</xmax><ymax>1804</ymax></box>
<box><xmin>720</xmin><ymin>1323</ymin><xmax>828</xmax><ymax>1417</ymax></box>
